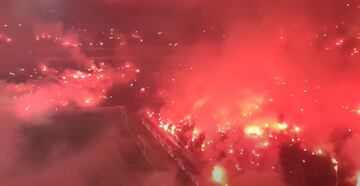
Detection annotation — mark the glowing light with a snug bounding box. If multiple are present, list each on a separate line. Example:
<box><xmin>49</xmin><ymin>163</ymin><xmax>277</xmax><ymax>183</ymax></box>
<box><xmin>331</xmin><ymin>157</ymin><xmax>338</xmax><ymax>171</ymax></box>
<box><xmin>262</xmin><ymin>141</ymin><xmax>270</xmax><ymax>147</ymax></box>
<box><xmin>316</xmin><ymin>148</ymin><xmax>324</xmax><ymax>155</ymax></box>
<box><xmin>192</xmin><ymin>128</ymin><xmax>200</xmax><ymax>141</ymax></box>
<box><xmin>212</xmin><ymin>165</ymin><xmax>227</xmax><ymax>186</ymax></box>
<box><xmin>201</xmin><ymin>143</ymin><xmax>206</xmax><ymax>152</ymax></box>
<box><xmin>170</xmin><ymin>125</ymin><xmax>176</xmax><ymax>134</ymax></box>
<box><xmin>163</xmin><ymin>123</ymin><xmax>169</xmax><ymax>131</ymax></box>
<box><xmin>244</xmin><ymin>125</ymin><xmax>264</xmax><ymax>137</ymax></box>
<box><xmin>41</xmin><ymin>65</ymin><xmax>48</xmax><ymax>72</ymax></box>
<box><xmin>140</xmin><ymin>87</ymin><xmax>146</xmax><ymax>93</ymax></box>
<box><xmin>276</xmin><ymin>122</ymin><xmax>288</xmax><ymax>131</ymax></box>
<box><xmin>335</xmin><ymin>39</ymin><xmax>344</xmax><ymax>46</ymax></box>
<box><xmin>228</xmin><ymin>148</ymin><xmax>234</xmax><ymax>154</ymax></box>
<box><xmin>193</xmin><ymin>128</ymin><xmax>200</xmax><ymax>136</ymax></box>
<box><xmin>294</xmin><ymin>126</ymin><xmax>301</xmax><ymax>132</ymax></box>
<box><xmin>84</xmin><ymin>97</ymin><xmax>93</xmax><ymax>105</ymax></box>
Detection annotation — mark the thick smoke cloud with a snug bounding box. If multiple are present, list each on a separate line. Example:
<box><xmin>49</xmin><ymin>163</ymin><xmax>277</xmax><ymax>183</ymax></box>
<box><xmin>0</xmin><ymin>1</ymin><xmax>148</xmax><ymax>186</ymax></box>
<box><xmin>149</xmin><ymin>0</ymin><xmax>360</xmax><ymax>185</ymax></box>
<box><xmin>0</xmin><ymin>0</ymin><xmax>359</xmax><ymax>186</ymax></box>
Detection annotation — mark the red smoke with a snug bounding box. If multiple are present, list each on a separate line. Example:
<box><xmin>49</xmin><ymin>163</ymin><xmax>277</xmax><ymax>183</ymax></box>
<box><xmin>145</xmin><ymin>0</ymin><xmax>360</xmax><ymax>185</ymax></box>
<box><xmin>1</xmin><ymin>0</ymin><xmax>360</xmax><ymax>186</ymax></box>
